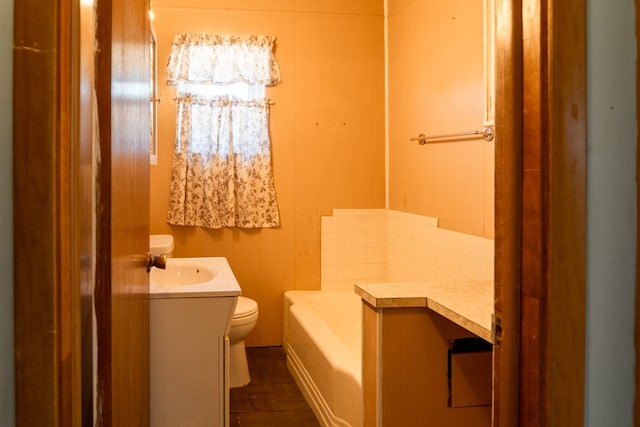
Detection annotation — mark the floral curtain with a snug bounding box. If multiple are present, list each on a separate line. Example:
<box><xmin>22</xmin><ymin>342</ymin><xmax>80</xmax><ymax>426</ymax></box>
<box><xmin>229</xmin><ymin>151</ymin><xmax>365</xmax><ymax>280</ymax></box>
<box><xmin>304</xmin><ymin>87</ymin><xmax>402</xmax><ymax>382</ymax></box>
<box><xmin>166</xmin><ymin>33</ymin><xmax>281</xmax><ymax>228</ymax></box>
<box><xmin>166</xmin><ymin>34</ymin><xmax>281</xmax><ymax>86</ymax></box>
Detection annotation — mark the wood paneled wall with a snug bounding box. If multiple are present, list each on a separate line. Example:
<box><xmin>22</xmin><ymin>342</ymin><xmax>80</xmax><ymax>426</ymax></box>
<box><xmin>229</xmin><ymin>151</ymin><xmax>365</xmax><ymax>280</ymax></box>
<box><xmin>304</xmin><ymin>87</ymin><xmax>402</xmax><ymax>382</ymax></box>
<box><xmin>149</xmin><ymin>1</ymin><xmax>386</xmax><ymax>346</ymax></box>
<box><xmin>387</xmin><ymin>0</ymin><xmax>494</xmax><ymax>239</ymax></box>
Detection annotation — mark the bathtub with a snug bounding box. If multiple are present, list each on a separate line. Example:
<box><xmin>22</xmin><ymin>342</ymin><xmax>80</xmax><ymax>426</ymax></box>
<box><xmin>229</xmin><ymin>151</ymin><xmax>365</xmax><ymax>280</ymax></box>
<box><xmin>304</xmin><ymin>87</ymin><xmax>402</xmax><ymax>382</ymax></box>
<box><xmin>283</xmin><ymin>290</ymin><xmax>363</xmax><ymax>427</ymax></box>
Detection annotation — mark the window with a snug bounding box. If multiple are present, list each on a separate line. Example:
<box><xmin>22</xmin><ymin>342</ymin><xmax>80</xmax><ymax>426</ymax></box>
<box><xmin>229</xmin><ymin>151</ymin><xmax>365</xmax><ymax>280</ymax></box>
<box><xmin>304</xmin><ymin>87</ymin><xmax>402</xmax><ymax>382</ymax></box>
<box><xmin>165</xmin><ymin>34</ymin><xmax>281</xmax><ymax>229</ymax></box>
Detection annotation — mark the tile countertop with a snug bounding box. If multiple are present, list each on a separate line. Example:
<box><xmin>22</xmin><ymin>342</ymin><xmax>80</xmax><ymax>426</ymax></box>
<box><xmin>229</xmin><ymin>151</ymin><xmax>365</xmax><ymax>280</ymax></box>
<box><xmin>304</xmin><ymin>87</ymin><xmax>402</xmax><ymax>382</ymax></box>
<box><xmin>354</xmin><ymin>280</ymin><xmax>494</xmax><ymax>343</ymax></box>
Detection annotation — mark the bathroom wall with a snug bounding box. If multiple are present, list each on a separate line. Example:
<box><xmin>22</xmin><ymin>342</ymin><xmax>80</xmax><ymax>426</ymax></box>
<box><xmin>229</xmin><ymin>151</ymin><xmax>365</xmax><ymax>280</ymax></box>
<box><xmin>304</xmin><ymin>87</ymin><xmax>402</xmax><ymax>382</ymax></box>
<box><xmin>387</xmin><ymin>0</ymin><xmax>494</xmax><ymax>238</ymax></box>
<box><xmin>149</xmin><ymin>0</ymin><xmax>386</xmax><ymax>345</ymax></box>
<box><xmin>585</xmin><ymin>0</ymin><xmax>636</xmax><ymax>424</ymax></box>
<box><xmin>0</xmin><ymin>0</ymin><xmax>13</xmax><ymax>423</ymax></box>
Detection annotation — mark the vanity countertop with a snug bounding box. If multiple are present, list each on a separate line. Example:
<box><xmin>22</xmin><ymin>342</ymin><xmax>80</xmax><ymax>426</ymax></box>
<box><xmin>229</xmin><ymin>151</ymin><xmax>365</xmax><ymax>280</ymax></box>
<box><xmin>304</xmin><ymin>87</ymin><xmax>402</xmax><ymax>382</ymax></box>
<box><xmin>354</xmin><ymin>280</ymin><xmax>494</xmax><ymax>343</ymax></box>
<box><xmin>149</xmin><ymin>257</ymin><xmax>242</xmax><ymax>299</ymax></box>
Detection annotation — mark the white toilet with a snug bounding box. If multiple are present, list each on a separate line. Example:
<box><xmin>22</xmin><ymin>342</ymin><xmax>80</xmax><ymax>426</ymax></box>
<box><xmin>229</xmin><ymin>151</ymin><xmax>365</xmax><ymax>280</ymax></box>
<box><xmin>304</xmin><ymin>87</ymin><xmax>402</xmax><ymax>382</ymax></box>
<box><xmin>149</xmin><ymin>234</ymin><xmax>174</xmax><ymax>257</ymax></box>
<box><xmin>228</xmin><ymin>296</ymin><xmax>259</xmax><ymax>388</ymax></box>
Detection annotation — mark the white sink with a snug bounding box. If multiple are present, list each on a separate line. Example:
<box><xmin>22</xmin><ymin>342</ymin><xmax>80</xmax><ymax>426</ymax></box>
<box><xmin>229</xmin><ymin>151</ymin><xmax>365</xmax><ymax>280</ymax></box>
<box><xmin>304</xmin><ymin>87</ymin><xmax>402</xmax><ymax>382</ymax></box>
<box><xmin>149</xmin><ymin>257</ymin><xmax>241</xmax><ymax>298</ymax></box>
<box><xmin>151</xmin><ymin>263</ymin><xmax>215</xmax><ymax>286</ymax></box>
<box><xmin>149</xmin><ymin>256</ymin><xmax>240</xmax><ymax>425</ymax></box>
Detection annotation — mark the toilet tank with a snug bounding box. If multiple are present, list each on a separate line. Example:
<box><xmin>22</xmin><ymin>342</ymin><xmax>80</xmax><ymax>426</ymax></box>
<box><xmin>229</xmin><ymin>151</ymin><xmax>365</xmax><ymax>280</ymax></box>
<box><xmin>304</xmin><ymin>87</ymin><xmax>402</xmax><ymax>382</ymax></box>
<box><xmin>150</xmin><ymin>234</ymin><xmax>174</xmax><ymax>257</ymax></box>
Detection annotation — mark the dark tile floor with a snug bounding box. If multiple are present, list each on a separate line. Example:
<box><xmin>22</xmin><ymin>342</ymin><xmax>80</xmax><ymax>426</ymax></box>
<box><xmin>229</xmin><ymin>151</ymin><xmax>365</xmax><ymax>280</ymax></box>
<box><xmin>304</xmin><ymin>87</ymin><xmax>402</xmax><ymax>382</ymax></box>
<box><xmin>229</xmin><ymin>346</ymin><xmax>321</xmax><ymax>427</ymax></box>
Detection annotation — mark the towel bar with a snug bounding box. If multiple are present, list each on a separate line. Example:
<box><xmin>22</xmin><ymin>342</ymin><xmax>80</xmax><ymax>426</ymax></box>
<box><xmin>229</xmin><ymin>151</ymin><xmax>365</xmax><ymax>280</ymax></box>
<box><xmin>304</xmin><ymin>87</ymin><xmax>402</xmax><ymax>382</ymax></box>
<box><xmin>410</xmin><ymin>126</ymin><xmax>494</xmax><ymax>144</ymax></box>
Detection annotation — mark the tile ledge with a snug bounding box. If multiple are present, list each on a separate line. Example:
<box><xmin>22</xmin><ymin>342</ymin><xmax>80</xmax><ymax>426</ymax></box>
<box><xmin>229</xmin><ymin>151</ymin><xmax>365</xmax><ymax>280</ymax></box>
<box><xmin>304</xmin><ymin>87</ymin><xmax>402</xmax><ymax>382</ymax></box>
<box><xmin>354</xmin><ymin>280</ymin><xmax>494</xmax><ymax>343</ymax></box>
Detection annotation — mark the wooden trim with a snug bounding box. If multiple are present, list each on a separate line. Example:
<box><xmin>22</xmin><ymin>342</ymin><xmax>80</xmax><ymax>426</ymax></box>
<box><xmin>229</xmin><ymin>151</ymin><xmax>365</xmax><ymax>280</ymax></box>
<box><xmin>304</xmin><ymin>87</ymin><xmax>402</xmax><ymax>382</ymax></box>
<box><xmin>13</xmin><ymin>0</ymin><xmax>83</xmax><ymax>425</ymax></box>
<box><xmin>14</xmin><ymin>0</ymin><xmax>62</xmax><ymax>423</ymax></box>
<box><xmin>546</xmin><ymin>0</ymin><xmax>587</xmax><ymax>424</ymax></box>
<box><xmin>512</xmin><ymin>0</ymin><xmax>587</xmax><ymax>425</ymax></box>
<box><xmin>94</xmin><ymin>0</ymin><xmax>113</xmax><ymax>423</ymax></box>
<box><xmin>77</xmin><ymin>1</ymin><xmax>96</xmax><ymax>424</ymax></box>
<box><xmin>493</xmin><ymin>0</ymin><xmax>522</xmax><ymax>425</ymax></box>
<box><xmin>58</xmin><ymin>0</ymin><xmax>74</xmax><ymax>421</ymax></box>
<box><xmin>13</xmin><ymin>0</ymin><xmax>89</xmax><ymax>425</ymax></box>
<box><xmin>520</xmin><ymin>0</ymin><xmax>548</xmax><ymax>423</ymax></box>
<box><xmin>636</xmin><ymin>0</ymin><xmax>640</xmax><ymax>423</ymax></box>
<box><xmin>362</xmin><ymin>303</ymin><xmax>379</xmax><ymax>426</ymax></box>
<box><xmin>494</xmin><ymin>0</ymin><xmax>587</xmax><ymax>425</ymax></box>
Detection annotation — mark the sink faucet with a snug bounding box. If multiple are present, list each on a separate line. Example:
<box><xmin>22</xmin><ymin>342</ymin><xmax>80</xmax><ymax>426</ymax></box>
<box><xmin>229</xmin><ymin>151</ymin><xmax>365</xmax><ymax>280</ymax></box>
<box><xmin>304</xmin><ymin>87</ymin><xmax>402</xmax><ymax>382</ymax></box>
<box><xmin>147</xmin><ymin>254</ymin><xmax>168</xmax><ymax>273</ymax></box>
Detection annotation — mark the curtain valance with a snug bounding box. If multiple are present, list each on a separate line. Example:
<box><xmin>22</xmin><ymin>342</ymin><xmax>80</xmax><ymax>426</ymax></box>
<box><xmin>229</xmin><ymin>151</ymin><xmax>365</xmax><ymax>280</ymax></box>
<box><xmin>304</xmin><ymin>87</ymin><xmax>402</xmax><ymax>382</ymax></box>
<box><xmin>166</xmin><ymin>33</ymin><xmax>282</xmax><ymax>86</ymax></box>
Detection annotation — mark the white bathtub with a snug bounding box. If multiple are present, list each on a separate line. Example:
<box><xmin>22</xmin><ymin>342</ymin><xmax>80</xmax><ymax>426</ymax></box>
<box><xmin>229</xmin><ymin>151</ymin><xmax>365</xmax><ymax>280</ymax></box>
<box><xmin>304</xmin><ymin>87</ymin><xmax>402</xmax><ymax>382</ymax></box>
<box><xmin>283</xmin><ymin>290</ymin><xmax>363</xmax><ymax>427</ymax></box>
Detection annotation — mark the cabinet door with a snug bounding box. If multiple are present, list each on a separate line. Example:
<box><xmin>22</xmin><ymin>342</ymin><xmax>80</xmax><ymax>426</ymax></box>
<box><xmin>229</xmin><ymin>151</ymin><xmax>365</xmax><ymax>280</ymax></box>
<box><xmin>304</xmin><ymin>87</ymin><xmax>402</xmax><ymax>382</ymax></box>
<box><xmin>150</xmin><ymin>297</ymin><xmax>235</xmax><ymax>426</ymax></box>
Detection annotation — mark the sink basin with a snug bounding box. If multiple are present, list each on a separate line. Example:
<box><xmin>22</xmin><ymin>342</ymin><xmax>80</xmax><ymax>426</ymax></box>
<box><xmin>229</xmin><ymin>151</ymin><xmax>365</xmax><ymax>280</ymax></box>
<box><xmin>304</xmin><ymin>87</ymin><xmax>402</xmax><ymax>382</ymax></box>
<box><xmin>149</xmin><ymin>257</ymin><xmax>241</xmax><ymax>299</ymax></box>
<box><xmin>151</xmin><ymin>263</ymin><xmax>215</xmax><ymax>286</ymax></box>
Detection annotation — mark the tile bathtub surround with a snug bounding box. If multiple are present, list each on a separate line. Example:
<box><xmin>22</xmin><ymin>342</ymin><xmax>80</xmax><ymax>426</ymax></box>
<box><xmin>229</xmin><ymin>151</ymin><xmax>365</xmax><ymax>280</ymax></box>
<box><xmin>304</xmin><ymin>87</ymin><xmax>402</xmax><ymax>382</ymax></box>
<box><xmin>321</xmin><ymin>209</ymin><xmax>494</xmax><ymax>291</ymax></box>
<box><xmin>321</xmin><ymin>209</ymin><xmax>388</xmax><ymax>291</ymax></box>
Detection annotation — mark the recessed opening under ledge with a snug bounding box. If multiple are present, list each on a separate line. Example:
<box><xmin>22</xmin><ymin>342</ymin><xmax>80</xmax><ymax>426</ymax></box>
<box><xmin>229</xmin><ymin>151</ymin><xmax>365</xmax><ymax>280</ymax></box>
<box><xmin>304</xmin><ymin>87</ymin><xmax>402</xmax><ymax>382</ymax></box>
<box><xmin>448</xmin><ymin>337</ymin><xmax>493</xmax><ymax>408</ymax></box>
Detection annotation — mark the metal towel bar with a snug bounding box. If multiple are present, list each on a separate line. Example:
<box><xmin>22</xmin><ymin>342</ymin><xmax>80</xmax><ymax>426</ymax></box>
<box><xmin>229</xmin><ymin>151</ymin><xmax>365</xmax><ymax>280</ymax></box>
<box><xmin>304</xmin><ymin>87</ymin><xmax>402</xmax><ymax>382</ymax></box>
<box><xmin>410</xmin><ymin>126</ymin><xmax>494</xmax><ymax>144</ymax></box>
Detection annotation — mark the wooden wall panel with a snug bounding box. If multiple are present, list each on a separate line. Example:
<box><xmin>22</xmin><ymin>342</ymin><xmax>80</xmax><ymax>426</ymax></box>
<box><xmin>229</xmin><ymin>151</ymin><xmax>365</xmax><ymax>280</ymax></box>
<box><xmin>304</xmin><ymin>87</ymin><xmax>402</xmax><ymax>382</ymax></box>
<box><xmin>387</xmin><ymin>0</ymin><xmax>493</xmax><ymax>238</ymax></box>
<box><xmin>149</xmin><ymin>3</ymin><xmax>385</xmax><ymax>346</ymax></box>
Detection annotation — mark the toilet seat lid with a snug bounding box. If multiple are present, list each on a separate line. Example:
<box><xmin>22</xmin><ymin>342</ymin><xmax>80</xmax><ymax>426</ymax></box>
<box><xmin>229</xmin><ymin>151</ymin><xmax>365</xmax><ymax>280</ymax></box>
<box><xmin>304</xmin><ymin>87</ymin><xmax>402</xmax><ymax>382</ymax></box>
<box><xmin>235</xmin><ymin>296</ymin><xmax>258</xmax><ymax>317</ymax></box>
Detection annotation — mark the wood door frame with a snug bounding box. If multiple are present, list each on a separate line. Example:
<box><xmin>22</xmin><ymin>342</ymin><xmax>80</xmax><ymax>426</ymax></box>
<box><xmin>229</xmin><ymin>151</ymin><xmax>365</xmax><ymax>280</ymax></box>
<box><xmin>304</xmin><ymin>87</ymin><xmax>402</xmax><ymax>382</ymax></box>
<box><xmin>493</xmin><ymin>0</ymin><xmax>522</xmax><ymax>424</ymax></box>
<box><xmin>494</xmin><ymin>0</ymin><xmax>587</xmax><ymax>425</ymax></box>
<box><xmin>13</xmin><ymin>0</ymin><xmax>88</xmax><ymax>425</ymax></box>
<box><xmin>636</xmin><ymin>0</ymin><xmax>640</xmax><ymax>423</ymax></box>
<box><xmin>544</xmin><ymin>1</ymin><xmax>587</xmax><ymax>424</ymax></box>
<box><xmin>13</xmin><ymin>0</ymin><xmax>590</xmax><ymax>425</ymax></box>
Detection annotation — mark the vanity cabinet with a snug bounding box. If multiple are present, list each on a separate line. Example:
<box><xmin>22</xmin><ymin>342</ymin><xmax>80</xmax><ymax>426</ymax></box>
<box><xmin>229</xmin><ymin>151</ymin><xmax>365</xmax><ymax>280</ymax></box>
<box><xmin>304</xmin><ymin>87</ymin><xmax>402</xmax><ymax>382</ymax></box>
<box><xmin>356</xmin><ymin>281</ymin><xmax>493</xmax><ymax>427</ymax></box>
<box><xmin>150</xmin><ymin>296</ymin><xmax>236</xmax><ymax>427</ymax></box>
